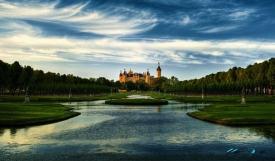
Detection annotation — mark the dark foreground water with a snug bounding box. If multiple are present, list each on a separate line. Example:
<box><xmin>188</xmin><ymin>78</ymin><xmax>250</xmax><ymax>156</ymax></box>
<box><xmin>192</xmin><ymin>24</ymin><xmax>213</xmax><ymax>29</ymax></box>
<box><xmin>1</xmin><ymin>99</ymin><xmax>275</xmax><ymax>160</ymax></box>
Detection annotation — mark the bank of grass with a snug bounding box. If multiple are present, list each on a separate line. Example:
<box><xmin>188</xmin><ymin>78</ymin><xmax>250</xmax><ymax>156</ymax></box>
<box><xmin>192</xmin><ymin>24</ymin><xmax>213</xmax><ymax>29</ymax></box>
<box><xmin>2</xmin><ymin>93</ymin><xmax>275</xmax><ymax>127</ymax></box>
<box><xmin>0</xmin><ymin>92</ymin><xmax>140</xmax><ymax>127</ymax></box>
<box><xmin>188</xmin><ymin>103</ymin><xmax>275</xmax><ymax>126</ymax></box>
<box><xmin>0</xmin><ymin>93</ymin><xmax>134</xmax><ymax>102</ymax></box>
<box><xmin>149</xmin><ymin>93</ymin><xmax>275</xmax><ymax>103</ymax></box>
<box><xmin>105</xmin><ymin>99</ymin><xmax>168</xmax><ymax>105</ymax></box>
<box><xmin>0</xmin><ymin>102</ymin><xmax>80</xmax><ymax>127</ymax></box>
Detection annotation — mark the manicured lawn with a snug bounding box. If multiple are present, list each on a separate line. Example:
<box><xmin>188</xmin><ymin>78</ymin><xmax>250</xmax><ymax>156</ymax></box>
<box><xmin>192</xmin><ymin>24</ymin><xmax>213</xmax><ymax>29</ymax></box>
<box><xmin>0</xmin><ymin>93</ymin><xmax>133</xmax><ymax>102</ymax></box>
<box><xmin>0</xmin><ymin>102</ymin><xmax>80</xmax><ymax>127</ymax></box>
<box><xmin>105</xmin><ymin>99</ymin><xmax>168</xmax><ymax>105</ymax></box>
<box><xmin>2</xmin><ymin>93</ymin><xmax>275</xmax><ymax>127</ymax></box>
<box><xmin>188</xmin><ymin>103</ymin><xmax>275</xmax><ymax>126</ymax></box>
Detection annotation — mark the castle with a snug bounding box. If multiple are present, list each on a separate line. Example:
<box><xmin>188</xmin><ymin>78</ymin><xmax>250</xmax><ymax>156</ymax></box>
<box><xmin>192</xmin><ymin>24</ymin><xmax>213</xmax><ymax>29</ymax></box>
<box><xmin>119</xmin><ymin>62</ymin><xmax>161</xmax><ymax>84</ymax></box>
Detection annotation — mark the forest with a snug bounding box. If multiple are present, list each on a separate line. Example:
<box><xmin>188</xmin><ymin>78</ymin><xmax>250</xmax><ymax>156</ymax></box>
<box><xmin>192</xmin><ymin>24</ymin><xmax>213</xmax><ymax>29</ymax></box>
<box><xmin>0</xmin><ymin>60</ymin><xmax>113</xmax><ymax>95</ymax></box>
<box><xmin>162</xmin><ymin>57</ymin><xmax>275</xmax><ymax>96</ymax></box>
<box><xmin>0</xmin><ymin>58</ymin><xmax>275</xmax><ymax>96</ymax></box>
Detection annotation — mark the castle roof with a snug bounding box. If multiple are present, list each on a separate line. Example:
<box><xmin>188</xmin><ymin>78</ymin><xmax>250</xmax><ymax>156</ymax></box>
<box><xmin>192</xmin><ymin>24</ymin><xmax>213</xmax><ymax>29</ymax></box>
<box><xmin>127</xmin><ymin>73</ymin><xmax>145</xmax><ymax>77</ymax></box>
<box><xmin>156</xmin><ymin>62</ymin><xmax>161</xmax><ymax>71</ymax></box>
<box><xmin>128</xmin><ymin>69</ymin><xmax>133</xmax><ymax>74</ymax></box>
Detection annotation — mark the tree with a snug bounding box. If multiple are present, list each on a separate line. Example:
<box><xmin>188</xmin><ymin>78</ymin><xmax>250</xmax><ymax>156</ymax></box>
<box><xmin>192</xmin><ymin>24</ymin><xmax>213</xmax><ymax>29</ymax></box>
<box><xmin>136</xmin><ymin>80</ymin><xmax>149</xmax><ymax>91</ymax></box>
<box><xmin>19</xmin><ymin>66</ymin><xmax>34</xmax><ymax>89</ymax></box>
<box><xmin>169</xmin><ymin>76</ymin><xmax>179</xmax><ymax>86</ymax></box>
<box><xmin>267</xmin><ymin>58</ymin><xmax>275</xmax><ymax>87</ymax></box>
<box><xmin>9</xmin><ymin>61</ymin><xmax>23</xmax><ymax>95</ymax></box>
<box><xmin>126</xmin><ymin>81</ymin><xmax>135</xmax><ymax>91</ymax></box>
<box><xmin>0</xmin><ymin>60</ymin><xmax>10</xmax><ymax>93</ymax></box>
<box><xmin>114</xmin><ymin>81</ymin><xmax>122</xmax><ymax>89</ymax></box>
<box><xmin>226</xmin><ymin>67</ymin><xmax>237</xmax><ymax>83</ymax></box>
<box><xmin>151</xmin><ymin>77</ymin><xmax>168</xmax><ymax>91</ymax></box>
<box><xmin>254</xmin><ymin>61</ymin><xmax>269</xmax><ymax>88</ymax></box>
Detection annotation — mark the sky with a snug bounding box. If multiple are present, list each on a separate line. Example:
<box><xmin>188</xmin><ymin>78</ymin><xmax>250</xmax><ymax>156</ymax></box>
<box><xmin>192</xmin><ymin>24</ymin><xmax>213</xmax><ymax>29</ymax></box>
<box><xmin>1</xmin><ymin>0</ymin><xmax>275</xmax><ymax>81</ymax></box>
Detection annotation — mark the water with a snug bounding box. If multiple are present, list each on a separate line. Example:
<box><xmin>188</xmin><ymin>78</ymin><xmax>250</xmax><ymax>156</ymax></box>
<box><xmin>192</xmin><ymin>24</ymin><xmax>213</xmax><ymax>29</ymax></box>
<box><xmin>126</xmin><ymin>94</ymin><xmax>153</xmax><ymax>99</ymax></box>
<box><xmin>1</xmin><ymin>99</ymin><xmax>275</xmax><ymax>159</ymax></box>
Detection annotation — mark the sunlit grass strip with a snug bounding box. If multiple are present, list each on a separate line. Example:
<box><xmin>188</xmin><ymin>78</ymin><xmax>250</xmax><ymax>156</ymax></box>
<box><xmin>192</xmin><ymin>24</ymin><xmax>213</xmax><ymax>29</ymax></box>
<box><xmin>188</xmin><ymin>103</ymin><xmax>275</xmax><ymax>126</ymax></box>
<box><xmin>0</xmin><ymin>92</ymin><xmax>136</xmax><ymax>102</ymax></box>
<box><xmin>2</xmin><ymin>93</ymin><xmax>275</xmax><ymax>103</ymax></box>
<box><xmin>0</xmin><ymin>102</ymin><xmax>80</xmax><ymax>127</ymax></box>
<box><xmin>105</xmin><ymin>99</ymin><xmax>168</xmax><ymax>105</ymax></box>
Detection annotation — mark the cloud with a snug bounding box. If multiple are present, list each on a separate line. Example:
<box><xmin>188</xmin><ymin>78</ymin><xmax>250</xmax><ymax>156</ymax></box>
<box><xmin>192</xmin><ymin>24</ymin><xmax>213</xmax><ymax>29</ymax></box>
<box><xmin>0</xmin><ymin>0</ymin><xmax>157</xmax><ymax>36</ymax></box>
<box><xmin>202</xmin><ymin>51</ymin><xmax>224</xmax><ymax>56</ymax></box>
<box><xmin>228</xmin><ymin>9</ymin><xmax>255</xmax><ymax>20</ymax></box>
<box><xmin>1</xmin><ymin>31</ymin><xmax>275</xmax><ymax>66</ymax></box>
<box><xmin>199</xmin><ymin>26</ymin><xmax>238</xmax><ymax>33</ymax></box>
<box><xmin>182</xmin><ymin>15</ymin><xmax>191</xmax><ymax>25</ymax></box>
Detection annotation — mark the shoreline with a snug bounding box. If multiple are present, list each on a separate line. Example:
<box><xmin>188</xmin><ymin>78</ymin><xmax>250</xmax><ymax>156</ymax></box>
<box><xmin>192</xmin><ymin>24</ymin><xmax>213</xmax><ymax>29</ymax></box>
<box><xmin>187</xmin><ymin>103</ymin><xmax>275</xmax><ymax>126</ymax></box>
<box><xmin>0</xmin><ymin>112</ymin><xmax>80</xmax><ymax>127</ymax></box>
<box><xmin>0</xmin><ymin>102</ymin><xmax>81</xmax><ymax>127</ymax></box>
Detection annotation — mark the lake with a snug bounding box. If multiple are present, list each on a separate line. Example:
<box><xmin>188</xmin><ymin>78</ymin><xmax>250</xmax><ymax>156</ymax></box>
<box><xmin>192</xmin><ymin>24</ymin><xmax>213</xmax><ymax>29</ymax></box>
<box><xmin>1</xmin><ymin>99</ymin><xmax>275</xmax><ymax>160</ymax></box>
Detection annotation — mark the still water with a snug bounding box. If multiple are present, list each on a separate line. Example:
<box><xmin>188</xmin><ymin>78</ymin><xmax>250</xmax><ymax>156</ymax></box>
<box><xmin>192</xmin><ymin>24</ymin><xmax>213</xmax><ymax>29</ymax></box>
<box><xmin>1</xmin><ymin>99</ymin><xmax>275</xmax><ymax>159</ymax></box>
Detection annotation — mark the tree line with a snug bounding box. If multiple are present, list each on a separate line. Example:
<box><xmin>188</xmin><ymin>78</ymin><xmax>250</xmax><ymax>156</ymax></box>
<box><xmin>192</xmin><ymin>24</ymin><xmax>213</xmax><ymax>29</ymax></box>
<box><xmin>1</xmin><ymin>58</ymin><xmax>275</xmax><ymax>96</ymax></box>
<box><xmin>154</xmin><ymin>58</ymin><xmax>275</xmax><ymax>96</ymax></box>
<box><xmin>0</xmin><ymin>60</ymin><xmax>116</xmax><ymax>96</ymax></box>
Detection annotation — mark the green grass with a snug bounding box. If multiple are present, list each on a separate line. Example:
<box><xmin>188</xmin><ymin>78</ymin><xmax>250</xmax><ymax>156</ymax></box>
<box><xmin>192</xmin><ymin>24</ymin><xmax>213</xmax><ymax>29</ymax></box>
<box><xmin>188</xmin><ymin>103</ymin><xmax>275</xmax><ymax>126</ymax></box>
<box><xmin>0</xmin><ymin>93</ymin><xmax>135</xmax><ymax>102</ymax></box>
<box><xmin>105</xmin><ymin>99</ymin><xmax>168</xmax><ymax>105</ymax></box>
<box><xmin>2</xmin><ymin>93</ymin><xmax>275</xmax><ymax>126</ymax></box>
<box><xmin>0</xmin><ymin>102</ymin><xmax>80</xmax><ymax>127</ymax></box>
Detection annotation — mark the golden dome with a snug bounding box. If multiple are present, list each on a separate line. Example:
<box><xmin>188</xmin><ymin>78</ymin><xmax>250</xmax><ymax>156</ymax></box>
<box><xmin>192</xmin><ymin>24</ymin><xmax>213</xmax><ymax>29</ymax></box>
<box><xmin>128</xmin><ymin>69</ymin><xmax>133</xmax><ymax>74</ymax></box>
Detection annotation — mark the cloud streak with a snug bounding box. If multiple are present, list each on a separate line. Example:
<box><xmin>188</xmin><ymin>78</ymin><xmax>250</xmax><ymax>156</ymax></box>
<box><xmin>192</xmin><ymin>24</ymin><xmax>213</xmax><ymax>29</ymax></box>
<box><xmin>1</xmin><ymin>34</ymin><xmax>275</xmax><ymax>65</ymax></box>
<box><xmin>0</xmin><ymin>0</ymin><xmax>157</xmax><ymax>36</ymax></box>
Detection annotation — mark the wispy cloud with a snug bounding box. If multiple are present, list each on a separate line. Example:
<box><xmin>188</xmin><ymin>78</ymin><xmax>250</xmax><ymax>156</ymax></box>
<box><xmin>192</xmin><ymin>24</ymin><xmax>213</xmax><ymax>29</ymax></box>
<box><xmin>0</xmin><ymin>0</ymin><xmax>157</xmax><ymax>36</ymax></box>
<box><xmin>199</xmin><ymin>26</ymin><xmax>238</xmax><ymax>33</ymax></box>
<box><xmin>1</xmin><ymin>33</ymin><xmax>275</xmax><ymax>66</ymax></box>
<box><xmin>228</xmin><ymin>9</ymin><xmax>255</xmax><ymax>20</ymax></box>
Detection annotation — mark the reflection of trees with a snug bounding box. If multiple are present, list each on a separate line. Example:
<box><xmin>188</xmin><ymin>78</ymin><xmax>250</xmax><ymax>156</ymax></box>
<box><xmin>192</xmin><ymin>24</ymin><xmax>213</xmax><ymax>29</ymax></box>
<box><xmin>156</xmin><ymin>106</ymin><xmax>161</xmax><ymax>113</ymax></box>
<box><xmin>10</xmin><ymin>128</ymin><xmax>17</xmax><ymax>136</ymax></box>
<box><xmin>0</xmin><ymin>129</ymin><xmax>5</xmax><ymax>136</ymax></box>
<box><xmin>249</xmin><ymin>126</ymin><xmax>275</xmax><ymax>142</ymax></box>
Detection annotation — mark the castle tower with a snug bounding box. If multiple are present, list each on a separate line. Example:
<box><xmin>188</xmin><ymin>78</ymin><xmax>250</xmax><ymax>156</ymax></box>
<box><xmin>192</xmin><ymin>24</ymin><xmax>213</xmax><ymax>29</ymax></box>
<box><xmin>145</xmin><ymin>69</ymin><xmax>150</xmax><ymax>84</ymax></box>
<box><xmin>119</xmin><ymin>70</ymin><xmax>123</xmax><ymax>82</ymax></box>
<box><xmin>156</xmin><ymin>62</ymin><xmax>161</xmax><ymax>78</ymax></box>
<box><xmin>119</xmin><ymin>69</ymin><xmax>128</xmax><ymax>83</ymax></box>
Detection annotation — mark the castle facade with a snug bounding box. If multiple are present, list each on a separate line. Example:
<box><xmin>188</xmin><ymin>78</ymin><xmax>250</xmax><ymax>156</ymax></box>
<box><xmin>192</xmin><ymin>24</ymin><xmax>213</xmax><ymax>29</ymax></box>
<box><xmin>119</xmin><ymin>62</ymin><xmax>162</xmax><ymax>84</ymax></box>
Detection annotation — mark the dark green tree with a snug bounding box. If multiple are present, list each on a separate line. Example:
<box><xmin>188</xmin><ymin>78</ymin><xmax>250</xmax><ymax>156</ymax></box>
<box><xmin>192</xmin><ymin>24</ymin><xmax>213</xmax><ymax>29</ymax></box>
<box><xmin>267</xmin><ymin>58</ymin><xmax>275</xmax><ymax>87</ymax></box>
<box><xmin>126</xmin><ymin>81</ymin><xmax>135</xmax><ymax>91</ymax></box>
<box><xmin>9</xmin><ymin>61</ymin><xmax>23</xmax><ymax>95</ymax></box>
<box><xmin>19</xmin><ymin>66</ymin><xmax>34</xmax><ymax>89</ymax></box>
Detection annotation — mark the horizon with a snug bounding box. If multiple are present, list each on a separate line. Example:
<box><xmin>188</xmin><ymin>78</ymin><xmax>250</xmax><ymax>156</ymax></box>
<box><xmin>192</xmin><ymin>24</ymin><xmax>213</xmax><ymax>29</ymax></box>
<box><xmin>1</xmin><ymin>0</ymin><xmax>275</xmax><ymax>81</ymax></box>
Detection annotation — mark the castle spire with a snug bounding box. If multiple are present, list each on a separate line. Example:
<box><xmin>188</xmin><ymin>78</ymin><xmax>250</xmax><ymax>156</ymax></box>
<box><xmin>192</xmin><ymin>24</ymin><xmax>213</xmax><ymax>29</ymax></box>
<box><xmin>156</xmin><ymin>62</ymin><xmax>161</xmax><ymax>78</ymax></box>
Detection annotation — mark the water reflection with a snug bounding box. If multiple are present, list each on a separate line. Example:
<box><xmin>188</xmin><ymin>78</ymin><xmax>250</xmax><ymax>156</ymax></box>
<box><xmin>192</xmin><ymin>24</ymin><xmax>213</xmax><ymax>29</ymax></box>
<box><xmin>156</xmin><ymin>106</ymin><xmax>161</xmax><ymax>113</ymax></box>
<box><xmin>126</xmin><ymin>95</ymin><xmax>153</xmax><ymax>99</ymax></box>
<box><xmin>249</xmin><ymin>126</ymin><xmax>275</xmax><ymax>142</ymax></box>
<box><xmin>0</xmin><ymin>128</ymin><xmax>5</xmax><ymax>136</ymax></box>
<box><xmin>0</xmin><ymin>100</ymin><xmax>275</xmax><ymax>159</ymax></box>
<box><xmin>10</xmin><ymin>128</ymin><xmax>17</xmax><ymax>138</ymax></box>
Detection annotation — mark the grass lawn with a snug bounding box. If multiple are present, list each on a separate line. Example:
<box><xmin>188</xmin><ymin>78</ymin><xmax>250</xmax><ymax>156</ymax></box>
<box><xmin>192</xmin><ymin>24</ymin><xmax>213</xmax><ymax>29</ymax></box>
<box><xmin>0</xmin><ymin>93</ymin><xmax>134</xmax><ymax>102</ymax></box>
<box><xmin>105</xmin><ymin>99</ymin><xmax>168</xmax><ymax>105</ymax></box>
<box><xmin>188</xmin><ymin>103</ymin><xmax>275</xmax><ymax>126</ymax></box>
<box><xmin>0</xmin><ymin>102</ymin><xmax>80</xmax><ymax>127</ymax></box>
<box><xmin>0</xmin><ymin>93</ymin><xmax>133</xmax><ymax>127</ymax></box>
<box><xmin>2</xmin><ymin>92</ymin><xmax>275</xmax><ymax>127</ymax></box>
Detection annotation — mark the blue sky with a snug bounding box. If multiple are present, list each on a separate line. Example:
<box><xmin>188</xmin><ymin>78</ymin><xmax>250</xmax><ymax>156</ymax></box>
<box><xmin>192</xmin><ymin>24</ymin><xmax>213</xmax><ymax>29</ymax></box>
<box><xmin>1</xmin><ymin>0</ymin><xmax>275</xmax><ymax>81</ymax></box>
